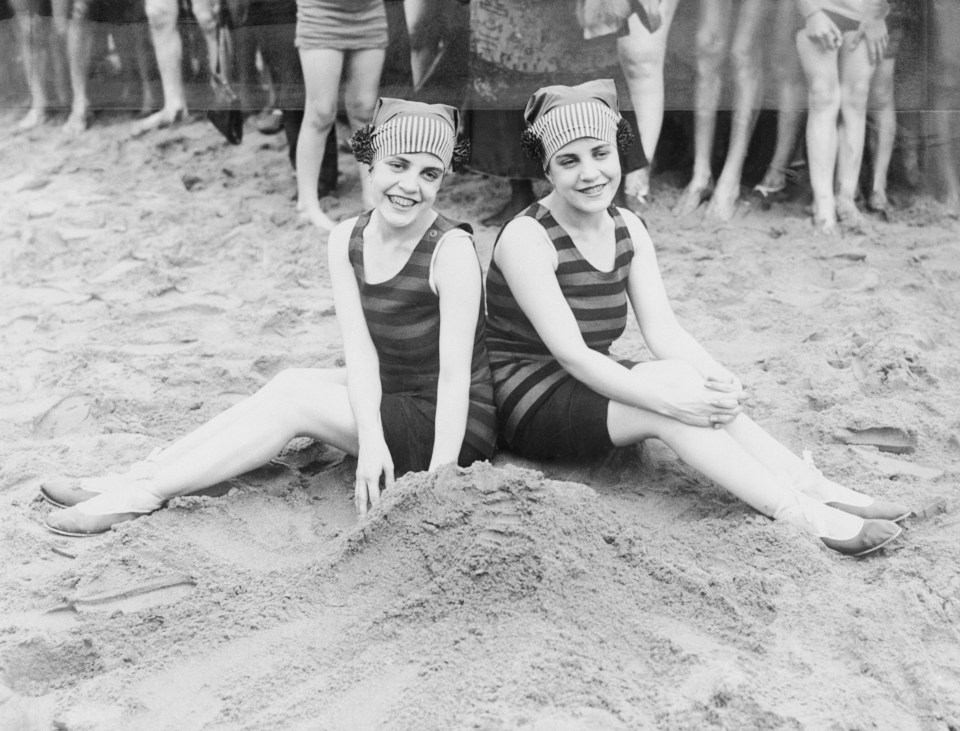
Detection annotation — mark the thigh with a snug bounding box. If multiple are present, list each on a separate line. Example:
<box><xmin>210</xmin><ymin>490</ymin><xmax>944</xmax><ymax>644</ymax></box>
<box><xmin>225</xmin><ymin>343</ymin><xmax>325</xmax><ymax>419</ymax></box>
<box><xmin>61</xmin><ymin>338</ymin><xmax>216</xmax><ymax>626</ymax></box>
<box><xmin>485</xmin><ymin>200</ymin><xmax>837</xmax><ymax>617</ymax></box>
<box><xmin>796</xmin><ymin>31</ymin><xmax>839</xmax><ymax>85</ymax></box>
<box><xmin>732</xmin><ymin>0</ymin><xmax>770</xmax><ymax>48</ymax></box>
<box><xmin>299</xmin><ymin>47</ymin><xmax>344</xmax><ymax>112</ymax></box>
<box><xmin>617</xmin><ymin>0</ymin><xmax>680</xmax><ymax>61</ymax></box>
<box><xmin>275</xmin><ymin>368</ymin><xmax>358</xmax><ymax>452</ymax></box>
<box><xmin>509</xmin><ymin>376</ymin><xmax>615</xmax><ymax>461</ymax></box>
<box><xmin>838</xmin><ymin>36</ymin><xmax>875</xmax><ymax>92</ymax></box>
<box><xmin>343</xmin><ymin>47</ymin><xmax>384</xmax><ymax>103</ymax></box>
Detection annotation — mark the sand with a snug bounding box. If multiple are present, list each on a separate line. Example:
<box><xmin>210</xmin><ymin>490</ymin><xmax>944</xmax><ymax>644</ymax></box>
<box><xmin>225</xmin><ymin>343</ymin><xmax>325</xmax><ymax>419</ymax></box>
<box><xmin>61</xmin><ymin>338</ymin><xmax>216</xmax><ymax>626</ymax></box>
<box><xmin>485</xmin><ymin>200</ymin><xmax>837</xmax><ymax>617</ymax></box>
<box><xmin>1</xmin><ymin>109</ymin><xmax>959</xmax><ymax>731</ymax></box>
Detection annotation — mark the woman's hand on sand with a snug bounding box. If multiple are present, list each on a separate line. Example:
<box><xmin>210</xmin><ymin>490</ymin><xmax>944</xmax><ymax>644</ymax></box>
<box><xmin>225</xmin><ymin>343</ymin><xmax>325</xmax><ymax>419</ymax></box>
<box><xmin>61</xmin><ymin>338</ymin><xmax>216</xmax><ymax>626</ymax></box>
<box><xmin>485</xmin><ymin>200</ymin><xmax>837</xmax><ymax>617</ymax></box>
<box><xmin>852</xmin><ymin>19</ymin><xmax>888</xmax><ymax>65</ymax></box>
<box><xmin>805</xmin><ymin>11</ymin><xmax>842</xmax><ymax>51</ymax></box>
<box><xmin>355</xmin><ymin>439</ymin><xmax>394</xmax><ymax>516</ymax></box>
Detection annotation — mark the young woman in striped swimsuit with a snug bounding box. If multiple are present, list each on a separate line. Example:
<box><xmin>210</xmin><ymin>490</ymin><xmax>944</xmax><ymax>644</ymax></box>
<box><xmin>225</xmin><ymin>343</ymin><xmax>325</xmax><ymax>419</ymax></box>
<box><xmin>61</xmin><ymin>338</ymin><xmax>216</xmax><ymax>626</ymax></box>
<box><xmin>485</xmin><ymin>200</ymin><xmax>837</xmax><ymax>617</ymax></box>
<box><xmin>41</xmin><ymin>99</ymin><xmax>497</xmax><ymax>536</ymax></box>
<box><xmin>485</xmin><ymin>80</ymin><xmax>909</xmax><ymax>557</ymax></box>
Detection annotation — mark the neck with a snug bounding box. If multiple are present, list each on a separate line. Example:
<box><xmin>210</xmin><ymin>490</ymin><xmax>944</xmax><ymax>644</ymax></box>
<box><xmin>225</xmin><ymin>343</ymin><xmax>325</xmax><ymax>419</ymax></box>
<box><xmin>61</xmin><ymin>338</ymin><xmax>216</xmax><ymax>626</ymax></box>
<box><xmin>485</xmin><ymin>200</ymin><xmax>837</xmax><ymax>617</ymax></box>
<box><xmin>369</xmin><ymin>208</ymin><xmax>438</xmax><ymax>248</ymax></box>
<box><xmin>542</xmin><ymin>192</ymin><xmax>608</xmax><ymax>233</ymax></box>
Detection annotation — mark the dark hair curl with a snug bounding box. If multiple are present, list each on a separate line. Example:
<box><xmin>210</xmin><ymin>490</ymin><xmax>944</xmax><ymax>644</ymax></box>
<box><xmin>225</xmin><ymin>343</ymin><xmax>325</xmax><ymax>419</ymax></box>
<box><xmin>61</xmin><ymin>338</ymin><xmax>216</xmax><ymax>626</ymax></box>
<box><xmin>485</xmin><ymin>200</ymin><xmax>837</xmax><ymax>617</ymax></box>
<box><xmin>349</xmin><ymin>125</ymin><xmax>374</xmax><ymax>165</ymax></box>
<box><xmin>616</xmin><ymin>117</ymin><xmax>636</xmax><ymax>155</ymax></box>
<box><xmin>451</xmin><ymin>137</ymin><xmax>471</xmax><ymax>172</ymax></box>
<box><xmin>520</xmin><ymin>128</ymin><xmax>545</xmax><ymax>166</ymax></box>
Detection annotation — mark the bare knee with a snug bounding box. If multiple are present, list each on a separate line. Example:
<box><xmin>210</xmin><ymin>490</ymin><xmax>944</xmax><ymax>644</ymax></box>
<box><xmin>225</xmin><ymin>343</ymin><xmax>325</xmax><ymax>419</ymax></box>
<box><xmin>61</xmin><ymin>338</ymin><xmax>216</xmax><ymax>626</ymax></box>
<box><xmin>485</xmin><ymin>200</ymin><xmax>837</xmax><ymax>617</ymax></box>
<box><xmin>345</xmin><ymin>93</ymin><xmax>378</xmax><ymax>127</ymax></box>
<box><xmin>189</xmin><ymin>0</ymin><xmax>217</xmax><ymax>34</ymax></box>
<box><xmin>807</xmin><ymin>79</ymin><xmax>840</xmax><ymax>114</ymax></box>
<box><xmin>841</xmin><ymin>78</ymin><xmax>871</xmax><ymax>112</ymax></box>
<box><xmin>619</xmin><ymin>44</ymin><xmax>666</xmax><ymax>81</ymax></box>
<box><xmin>261</xmin><ymin>369</ymin><xmax>312</xmax><ymax>407</ymax></box>
<box><xmin>696</xmin><ymin>25</ymin><xmax>727</xmax><ymax>67</ymax></box>
<box><xmin>729</xmin><ymin>38</ymin><xmax>760</xmax><ymax>77</ymax></box>
<box><xmin>304</xmin><ymin>100</ymin><xmax>336</xmax><ymax>132</ymax></box>
<box><xmin>145</xmin><ymin>0</ymin><xmax>177</xmax><ymax>30</ymax></box>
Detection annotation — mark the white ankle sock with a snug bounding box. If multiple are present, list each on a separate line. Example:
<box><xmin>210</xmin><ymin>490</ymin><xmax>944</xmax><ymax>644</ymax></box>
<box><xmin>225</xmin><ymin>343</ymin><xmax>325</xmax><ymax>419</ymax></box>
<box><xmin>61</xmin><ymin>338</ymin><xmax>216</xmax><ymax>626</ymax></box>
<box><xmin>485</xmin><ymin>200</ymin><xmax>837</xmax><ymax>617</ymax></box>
<box><xmin>775</xmin><ymin>492</ymin><xmax>862</xmax><ymax>541</ymax></box>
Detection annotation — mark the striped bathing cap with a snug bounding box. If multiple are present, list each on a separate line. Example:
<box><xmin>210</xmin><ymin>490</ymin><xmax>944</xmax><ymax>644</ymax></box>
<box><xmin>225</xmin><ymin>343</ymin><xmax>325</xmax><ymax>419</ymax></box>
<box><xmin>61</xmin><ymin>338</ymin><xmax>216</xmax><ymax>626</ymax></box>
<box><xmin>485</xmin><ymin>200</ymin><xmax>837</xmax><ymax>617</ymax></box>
<box><xmin>523</xmin><ymin>79</ymin><xmax>622</xmax><ymax>168</ymax></box>
<box><xmin>369</xmin><ymin>98</ymin><xmax>459</xmax><ymax>168</ymax></box>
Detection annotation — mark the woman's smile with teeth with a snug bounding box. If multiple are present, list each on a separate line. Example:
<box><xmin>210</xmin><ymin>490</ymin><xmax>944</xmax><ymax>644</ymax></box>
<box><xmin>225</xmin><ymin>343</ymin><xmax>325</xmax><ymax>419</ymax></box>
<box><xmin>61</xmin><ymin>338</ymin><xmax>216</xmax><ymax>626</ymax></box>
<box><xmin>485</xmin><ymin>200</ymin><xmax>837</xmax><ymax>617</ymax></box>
<box><xmin>389</xmin><ymin>195</ymin><xmax>417</xmax><ymax>208</ymax></box>
<box><xmin>579</xmin><ymin>184</ymin><xmax>606</xmax><ymax>195</ymax></box>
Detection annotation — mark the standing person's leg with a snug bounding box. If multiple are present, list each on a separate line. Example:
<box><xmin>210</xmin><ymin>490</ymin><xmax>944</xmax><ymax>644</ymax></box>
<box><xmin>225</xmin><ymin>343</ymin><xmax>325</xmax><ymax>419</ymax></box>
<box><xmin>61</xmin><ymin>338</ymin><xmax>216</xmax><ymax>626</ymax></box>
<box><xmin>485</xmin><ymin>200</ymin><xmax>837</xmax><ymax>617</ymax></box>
<box><xmin>341</xmin><ymin>46</ymin><xmax>385</xmax><ymax>209</ymax></box>
<box><xmin>705</xmin><ymin>0</ymin><xmax>772</xmax><ymax>221</ymax></box>
<box><xmin>44</xmin><ymin>369</ymin><xmax>361</xmax><ymax>533</ymax></box>
<box><xmin>404</xmin><ymin>0</ymin><xmax>441</xmax><ymax>91</ymax></box>
<box><xmin>141</xmin><ymin>0</ymin><xmax>186</xmax><ymax>128</ymax></box>
<box><xmin>188</xmin><ymin>0</ymin><xmax>219</xmax><ymax>88</ymax></box>
<box><xmin>616</xmin><ymin>0</ymin><xmax>680</xmax><ymax>203</ymax></box>
<box><xmin>62</xmin><ymin>0</ymin><xmax>94</xmax><ymax>133</ymax></box>
<box><xmin>257</xmin><ymin>5</ymin><xmax>340</xmax><ymax>196</ymax></box>
<box><xmin>834</xmin><ymin>36</ymin><xmax>876</xmax><ymax>229</ymax></box>
<box><xmin>673</xmin><ymin>0</ymin><xmax>732</xmax><ymax>217</ymax></box>
<box><xmin>930</xmin><ymin>0</ymin><xmax>960</xmax><ymax>217</ymax></box>
<box><xmin>797</xmin><ymin>31</ymin><xmax>841</xmax><ymax>233</ymax></box>
<box><xmin>11</xmin><ymin>0</ymin><xmax>50</xmax><ymax>128</ymax></box>
<box><xmin>756</xmin><ymin>0</ymin><xmax>805</xmax><ymax>196</ymax></box>
<box><xmin>296</xmin><ymin>47</ymin><xmax>343</xmax><ymax>229</ymax></box>
<box><xmin>867</xmin><ymin>55</ymin><xmax>896</xmax><ymax>213</ymax></box>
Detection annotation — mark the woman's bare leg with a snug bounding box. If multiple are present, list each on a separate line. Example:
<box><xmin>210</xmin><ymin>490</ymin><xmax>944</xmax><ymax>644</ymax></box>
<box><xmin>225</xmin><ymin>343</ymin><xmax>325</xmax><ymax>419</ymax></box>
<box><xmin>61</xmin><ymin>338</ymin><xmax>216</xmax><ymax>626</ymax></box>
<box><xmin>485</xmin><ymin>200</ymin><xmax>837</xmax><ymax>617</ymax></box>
<box><xmin>757</xmin><ymin>0</ymin><xmax>805</xmax><ymax>193</ymax></box>
<box><xmin>296</xmin><ymin>47</ymin><xmax>344</xmax><ymax>230</ymax></box>
<box><xmin>705</xmin><ymin>0</ymin><xmax>772</xmax><ymax>221</ymax></box>
<box><xmin>12</xmin><ymin>0</ymin><xmax>51</xmax><ymax>128</ymax></box>
<box><xmin>616</xmin><ymin>0</ymin><xmax>680</xmax><ymax>201</ymax></box>
<box><xmin>57</xmin><ymin>368</ymin><xmax>358</xmax><ymax>514</ymax></box>
<box><xmin>834</xmin><ymin>36</ymin><xmax>876</xmax><ymax>228</ymax></box>
<box><xmin>674</xmin><ymin>0</ymin><xmax>730</xmax><ymax>217</ymax></box>
<box><xmin>797</xmin><ymin>30</ymin><xmax>841</xmax><ymax>233</ymax></box>
<box><xmin>147</xmin><ymin>368</ymin><xmax>358</xmax><ymax>499</ymax></box>
<box><xmin>867</xmin><ymin>56</ymin><xmax>896</xmax><ymax>212</ymax></box>
<box><xmin>342</xmin><ymin>47</ymin><xmax>385</xmax><ymax>209</ymax></box>
<box><xmin>405</xmin><ymin>0</ymin><xmax>441</xmax><ymax>91</ymax></box>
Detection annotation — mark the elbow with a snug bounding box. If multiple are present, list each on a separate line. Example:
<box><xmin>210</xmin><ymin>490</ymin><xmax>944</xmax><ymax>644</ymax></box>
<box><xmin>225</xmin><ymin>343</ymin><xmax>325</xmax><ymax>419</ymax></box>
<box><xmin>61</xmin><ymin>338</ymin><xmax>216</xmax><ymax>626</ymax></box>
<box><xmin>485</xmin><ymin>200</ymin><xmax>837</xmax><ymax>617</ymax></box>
<box><xmin>555</xmin><ymin>347</ymin><xmax>594</xmax><ymax>381</ymax></box>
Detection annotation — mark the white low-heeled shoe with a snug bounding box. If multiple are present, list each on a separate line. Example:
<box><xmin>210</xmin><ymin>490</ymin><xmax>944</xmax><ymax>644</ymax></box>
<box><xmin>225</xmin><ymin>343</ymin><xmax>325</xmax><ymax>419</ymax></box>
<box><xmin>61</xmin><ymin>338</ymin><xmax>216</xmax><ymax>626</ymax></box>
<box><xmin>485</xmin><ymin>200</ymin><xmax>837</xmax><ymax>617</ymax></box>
<box><xmin>40</xmin><ymin>449</ymin><xmax>161</xmax><ymax>508</ymax></box>
<box><xmin>43</xmin><ymin>481</ymin><xmax>164</xmax><ymax>537</ymax></box>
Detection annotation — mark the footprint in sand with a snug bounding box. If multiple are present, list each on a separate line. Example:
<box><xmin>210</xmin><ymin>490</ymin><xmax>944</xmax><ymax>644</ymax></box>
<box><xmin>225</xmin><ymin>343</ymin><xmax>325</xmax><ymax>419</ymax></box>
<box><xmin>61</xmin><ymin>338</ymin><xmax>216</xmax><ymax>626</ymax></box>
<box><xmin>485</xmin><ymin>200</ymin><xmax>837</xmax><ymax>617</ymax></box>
<box><xmin>32</xmin><ymin>394</ymin><xmax>94</xmax><ymax>439</ymax></box>
<box><xmin>48</xmin><ymin>574</ymin><xmax>197</xmax><ymax>615</ymax></box>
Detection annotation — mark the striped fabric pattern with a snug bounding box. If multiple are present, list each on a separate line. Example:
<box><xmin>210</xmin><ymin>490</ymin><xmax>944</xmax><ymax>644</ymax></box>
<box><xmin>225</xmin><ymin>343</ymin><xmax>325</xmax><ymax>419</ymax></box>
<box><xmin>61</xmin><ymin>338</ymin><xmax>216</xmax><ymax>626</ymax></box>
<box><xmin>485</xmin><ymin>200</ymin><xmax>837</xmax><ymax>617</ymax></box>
<box><xmin>372</xmin><ymin>115</ymin><xmax>455</xmax><ymax>168</ymax></box>
<box><xmin>485</xmin><ymin>203</ymin><xmax>635</xmax><ymax>444</ymax></box>
<box><xmin>530</xmin><ymin>102</ymin><xmax>619</xmax><ymax>164</ymax></box>
<box><xmin>349</xmin><ymin>212</ymin><xmax>497</xmax><ymax>458</ymax></box>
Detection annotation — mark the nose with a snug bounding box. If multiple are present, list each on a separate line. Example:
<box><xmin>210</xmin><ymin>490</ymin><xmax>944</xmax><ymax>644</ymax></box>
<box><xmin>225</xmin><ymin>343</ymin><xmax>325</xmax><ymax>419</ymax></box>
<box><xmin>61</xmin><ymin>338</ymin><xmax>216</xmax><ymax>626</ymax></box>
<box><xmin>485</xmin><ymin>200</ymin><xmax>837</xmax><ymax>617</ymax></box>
<box><xmin>398</xmin><ymin>169</ymin><xmax>419</xmax><ymax>192</ymax></box>
<box><xmin>579</xmin><ymin>158</ymin><xmax>600</xmax><ymax>182</ymax></box>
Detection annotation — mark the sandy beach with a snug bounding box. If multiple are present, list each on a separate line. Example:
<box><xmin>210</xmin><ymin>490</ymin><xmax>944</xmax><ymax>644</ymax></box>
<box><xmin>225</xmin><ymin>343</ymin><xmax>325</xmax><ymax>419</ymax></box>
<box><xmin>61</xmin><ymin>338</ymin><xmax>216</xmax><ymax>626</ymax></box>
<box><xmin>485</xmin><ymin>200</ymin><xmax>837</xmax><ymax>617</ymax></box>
<box><xmin>1</xmin><ymin>108</ymin><xmax>959</xmax><ymax>730</ymax></box>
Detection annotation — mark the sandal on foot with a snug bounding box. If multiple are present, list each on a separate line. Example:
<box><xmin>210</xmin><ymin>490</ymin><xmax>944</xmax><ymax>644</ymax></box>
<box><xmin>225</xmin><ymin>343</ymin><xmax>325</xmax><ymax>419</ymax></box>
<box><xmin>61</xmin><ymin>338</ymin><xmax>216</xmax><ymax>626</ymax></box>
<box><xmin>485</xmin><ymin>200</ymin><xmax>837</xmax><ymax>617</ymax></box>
<box><xmin>753</xmin><ymin>182</ymin><xmax>786</xmax><ymax>198</ymax></box>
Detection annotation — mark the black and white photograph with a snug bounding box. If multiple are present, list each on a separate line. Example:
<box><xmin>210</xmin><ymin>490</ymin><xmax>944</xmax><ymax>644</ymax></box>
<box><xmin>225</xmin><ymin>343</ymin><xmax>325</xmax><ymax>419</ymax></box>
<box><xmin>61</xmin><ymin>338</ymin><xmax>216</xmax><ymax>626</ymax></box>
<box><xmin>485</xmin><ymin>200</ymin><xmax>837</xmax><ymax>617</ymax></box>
<box><xmin>1</xmin><ymin>0</ymin><xmax>959</xmax><ymax>728</ymax></box>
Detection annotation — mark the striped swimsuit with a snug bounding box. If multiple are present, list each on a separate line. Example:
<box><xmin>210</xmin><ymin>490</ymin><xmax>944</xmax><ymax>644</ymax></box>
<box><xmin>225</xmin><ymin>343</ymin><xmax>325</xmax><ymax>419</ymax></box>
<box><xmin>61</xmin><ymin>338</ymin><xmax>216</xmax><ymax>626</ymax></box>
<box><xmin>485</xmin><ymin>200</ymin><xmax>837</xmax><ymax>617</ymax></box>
<box><xmin>349</xmin><ymin>212</ymin><xmax>498</xmax><ymax>474</ymax></box>
<box><xmin>485</xmin><ymin>203</ymin><xmax>635</xmax><ymax>451</ymax></box>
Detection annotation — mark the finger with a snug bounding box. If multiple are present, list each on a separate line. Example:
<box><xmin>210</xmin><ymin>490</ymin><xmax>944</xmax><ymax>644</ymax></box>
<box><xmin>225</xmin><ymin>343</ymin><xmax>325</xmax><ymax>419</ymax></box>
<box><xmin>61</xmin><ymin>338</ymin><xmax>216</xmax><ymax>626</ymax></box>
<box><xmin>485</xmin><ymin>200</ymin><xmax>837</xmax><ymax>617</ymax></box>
<box><xmin>705</xmin><ymin>381</ymin><xmax>735</xmax><ymax>393</ymax></box>
<box><xmin>384</xmin><ymin>462</ymin><xmax>395</xmax><ymax>490</ymax></box>
<box><xmin>368</xmin><ymin>478</ymin><xmax>381</xmax><ymax>508</ymax></box>
<box><xmin>355</xmin><ymin>479</ymin><xmax>369</xmax><ymax>515</ymax></box>
<box><xmin>711</xmin><ymin>398</ymin><xmax>740</xmax><ymax>410</ymax></box>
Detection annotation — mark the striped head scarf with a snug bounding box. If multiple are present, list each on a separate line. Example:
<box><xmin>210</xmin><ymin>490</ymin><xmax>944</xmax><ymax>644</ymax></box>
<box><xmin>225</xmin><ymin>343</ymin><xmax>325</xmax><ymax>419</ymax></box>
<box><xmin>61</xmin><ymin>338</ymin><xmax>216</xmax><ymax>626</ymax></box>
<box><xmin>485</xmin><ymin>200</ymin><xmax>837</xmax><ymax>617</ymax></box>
<box><xmin>368</xmin><ymin>98</ymin><xmax>459</xmax><ymax>169</ymax></box>
<box><xmin>523</xmin><ymin>79</ymin><xmax>623</xmax><ymax>168</ymax></box>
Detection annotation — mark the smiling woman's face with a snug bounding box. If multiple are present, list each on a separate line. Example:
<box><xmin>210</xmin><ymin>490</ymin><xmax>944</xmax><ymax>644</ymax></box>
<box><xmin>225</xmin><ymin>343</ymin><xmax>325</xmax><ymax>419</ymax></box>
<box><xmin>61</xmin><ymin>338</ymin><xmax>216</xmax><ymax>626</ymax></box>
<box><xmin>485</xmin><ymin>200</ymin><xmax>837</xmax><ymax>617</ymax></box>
<box><xmin>545</xmin><ymin>137</ymin><xmax>621</xmax><ymax>214</ymax></box>
<box><xmin>369</xmin><ymin>152</ymin><xmax>445</xmax><ymax>226</ymax></box>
